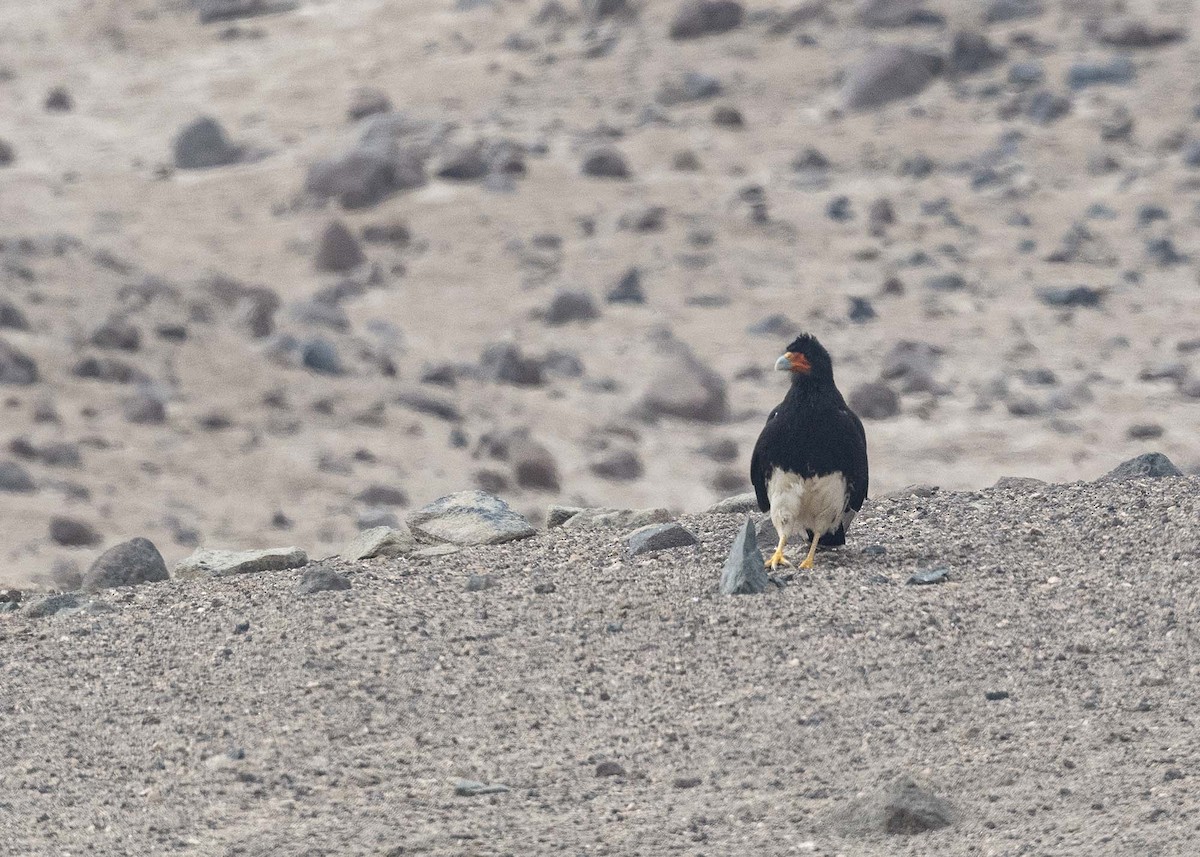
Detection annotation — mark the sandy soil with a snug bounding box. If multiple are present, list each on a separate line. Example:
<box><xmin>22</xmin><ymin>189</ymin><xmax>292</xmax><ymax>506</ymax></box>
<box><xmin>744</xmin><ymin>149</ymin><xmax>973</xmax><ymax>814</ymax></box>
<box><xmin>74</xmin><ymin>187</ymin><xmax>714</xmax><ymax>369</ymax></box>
<box><xmin>2</xmin><ymin>475</ymin><xmax>1199</xmax><ymax>855</ymax></box>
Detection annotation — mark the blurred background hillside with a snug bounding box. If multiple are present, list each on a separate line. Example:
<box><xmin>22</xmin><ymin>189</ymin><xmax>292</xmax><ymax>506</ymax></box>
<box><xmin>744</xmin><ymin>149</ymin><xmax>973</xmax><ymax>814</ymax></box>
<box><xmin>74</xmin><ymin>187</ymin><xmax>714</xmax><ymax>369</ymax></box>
<box><xmin>1</xmin><ymin>0</ymin><xmax>1198</xmax><ymax>586</ymax></box>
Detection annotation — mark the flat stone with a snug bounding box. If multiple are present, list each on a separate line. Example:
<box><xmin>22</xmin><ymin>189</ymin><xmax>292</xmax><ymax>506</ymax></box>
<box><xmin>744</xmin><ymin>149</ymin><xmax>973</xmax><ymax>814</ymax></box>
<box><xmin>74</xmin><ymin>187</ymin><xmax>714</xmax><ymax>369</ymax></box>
<box><xmin>907</xmin><ymin>566</ymin><xmax>950</xmax><ymax>586</ymax></box>
<box><xmin>454</xmin><ymin>779</ymin><xmax>510</xmax><ymax>797</ymax></box>
<box><xmin>1103</xmin><ymin>452</ymin><xmax>1183</xmax><ymax>481</ymax></box>
<box><xmin>407</xmin><ymin>491</ymin><xmax>536</xmax><ymax>545</ymax></box>
<box><xmin>174</xmin><ymin>546</ymin><xmax>308</xmax><ymax>580</ymax></box>
<box><xmin>627</xmin><ymin>522</ymin><xmax>698</xmax><ymax>556</ymax></box>
<box><xmin>413</xmin><ymin>544</ymin><xmax>461</xmax><ymax>558</ymax></box>
<box><xmin>993</xmin><ymin>476</ymin><xmax>1048</xmax><ymax>490</ymax></box>
<box><xmin>720</xmin><ymin>516</ymin><xmax>768</xmax><ymax>595</ymax></box>
<box><xmin>704</xmin><ymin>492</ymin><xmax>758</xmax><ymax>514</ymax></box>
<box><xmin>343</xmin><ymin>526</ymin><xmax>418</xmax><ymax>560</ymax></box>
<box><xmin>83</xmin><ymin>537</ymin><xmax>169</xmax><ymax>592</ymax></box>
<box><xmin>560</xmin><ymin>507</ymin><xmax>672</xmax><ymax>530</ymax></box>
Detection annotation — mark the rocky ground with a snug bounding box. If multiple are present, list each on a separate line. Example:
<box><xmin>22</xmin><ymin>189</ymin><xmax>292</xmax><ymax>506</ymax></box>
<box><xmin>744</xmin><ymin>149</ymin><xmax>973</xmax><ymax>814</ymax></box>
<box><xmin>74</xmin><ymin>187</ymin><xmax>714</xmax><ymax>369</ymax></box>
<box><xmin>2</xmin><ymin>465</ymin><xmax>1198</xmax><ymax>855</ymax></box>
<box><xmin>3</xmin><ymin>0</ymin><xmax>1200</xmax><ymax>587</ymax></box>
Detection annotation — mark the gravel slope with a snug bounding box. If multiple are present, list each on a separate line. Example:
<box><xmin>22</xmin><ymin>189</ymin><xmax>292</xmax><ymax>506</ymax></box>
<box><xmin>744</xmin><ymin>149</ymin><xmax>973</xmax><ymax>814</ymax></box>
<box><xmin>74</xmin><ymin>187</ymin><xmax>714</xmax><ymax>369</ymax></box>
<box><xmin>3</xmin><ymin>475</ymin><xmax>1199</xmax><ymax>855</ymax></box>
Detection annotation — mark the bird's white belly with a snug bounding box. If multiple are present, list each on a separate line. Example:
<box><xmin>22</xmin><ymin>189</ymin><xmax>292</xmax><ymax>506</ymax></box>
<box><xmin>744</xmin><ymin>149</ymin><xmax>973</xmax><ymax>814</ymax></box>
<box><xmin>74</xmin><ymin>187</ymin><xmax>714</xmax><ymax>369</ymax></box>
<box><xmin>767</xmin><ymin>470</ymin><xmax>848</xmax><ymax>538</ymax></box>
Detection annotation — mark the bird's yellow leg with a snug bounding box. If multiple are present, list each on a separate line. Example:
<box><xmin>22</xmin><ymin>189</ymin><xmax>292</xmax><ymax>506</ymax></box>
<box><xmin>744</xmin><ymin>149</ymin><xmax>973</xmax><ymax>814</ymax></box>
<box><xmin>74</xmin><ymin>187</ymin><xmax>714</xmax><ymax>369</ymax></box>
<box><xmin>798</xmin><ymin>530</ymin><xmax>820</xmax><ymax>570</ymax></box>
<box><xmin>767</xmin><ymin>531</ymin><xmax>789</xmax><ymax>570</ymax></box>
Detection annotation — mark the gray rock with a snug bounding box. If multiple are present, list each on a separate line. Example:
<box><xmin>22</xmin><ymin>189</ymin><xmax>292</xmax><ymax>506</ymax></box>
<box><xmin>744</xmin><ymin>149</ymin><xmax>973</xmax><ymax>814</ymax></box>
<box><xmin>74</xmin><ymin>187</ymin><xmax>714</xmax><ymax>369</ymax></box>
<box><xmin>72</xmin><ymin>356</ymin><xmax>147</xmax><ymax>384</ymax></box>
<box><xmin>712</xmin><ymin>104</ymin><xmax>743</xmax><ymax>128</ymax></box>
<box><xmin>607</xmin><ymin>268</ymin><xmax>645</xmax><ymax>304</ymax></box>
<box><xmin>510</xmin><ymin>437</ymin><xmax>561</xmax><ymax>491</ymax></box>
<box><xmin>315</xmin><ymin>221</ymin><xmax>366</xmax><ymax>272</ymax></box>
<box><xmin>1038</xmin><ymin>285</ymin><xmax>1104</xmax><ymax>309</ymax></box>
<box><xmin>590</xmin><ymin>448</ymin><xmax>644</xmax><ymax>481</ymax></box>
<box><xmin>627</xmin><ymin>522</ymin><xmax>698</xmax><ymax>556</ymax></box>
<box><xmin>881</xmin><ymin>341</ymin><xmax>943</xmax><ymax>393</ymax></box>
<box><xmin>719</xmin><ymin>517</ymin><xmax>768</xmax><ymax>595</ymax></box>
<box><xmin>1008</xmin><ymin>61</ymin><xmax>1044</xmax><ymax>88</ymax></box>
<box><xmin>83</xmin><ymin>537</ymin><xmax>169</xmax><ymax>591</ymax></box>
<box><xmin>858</xmin><ymin>0</ymin><xmax>942</xmax><ymax>27</ymax></box>
<box><xmin>306</xmin><ymin>145</ymin><xmax>426</xmax><ymax>210</ymax></box>
<box><xmin>295</xmin><ymin>567</ymin><xmax>352</xmax><ymax>595</ymax></box>
<box><xmin>948</xmin><ymin>31</ymin><xmax>1004</xmax><ymax>77</ymax></box>
<box><xmin>1067</xmin><ymin>57</ymin><xmax>1135</xmax><ymax>90</ymax></box>
<box><xmin>90</xmin><ymin>318</ymin><xmax>140</xmax><ymax>351</ymax></box>
<box><xmin>24</xmin><ymin>593</ymin><xmax>84</xmax><ymax>619</ymax></box>
<box><xmin>454</xmin><ymin>779</ymin><xmax>510</xmax><ymax>797</ymax></box>
<box><xmin>546</xmin><ymin>505</ymin><xmax>584</xmax><ymax>528</ymax></box>
<box><xmin>704</xmin><ymin>492</ymin><xmax>758</xmax><ymax>514</ymax></box>
<box><xmin>173</xmin><ymin>117</ymin><xmax>240</xmax><ymax>169</ymax></box>
<box><xmin>0</xmin><ymin>299</ymin><xmax>29</xmax><ymax>330</ymax></box>
<box><xmin>657</xmin><ymin>70</ymin><xmax>723</xmax><ymax>105</ymax></box>
<box><xmin>545</xmin><ymin>290</ymin><xmax>599</xmax><ymax>325</ymax></box>
<box><xmin>595</xmin><ymin>761</ymin><xmax>626</xmax><ymax>777</ymax></box>
<box><xmin>668</xmin><ymin>0</ymin><xmax>742</xmax><ymax>39</ymax></box>
<box><xmin>638</xmin><ymin>346</ymin><xmax>728</xmax><ymax>422</ymax></box>
<box><xmin>849</xmin><ymin>381</ymin><xmax>900</xmax><ymax>420</ymax></box>
<box><xmin>843</xmin><ymin>46</ymin><xmax>939</xmax><ymax>111</ymax></box>
<box><xmin>347</xmin><ymin>86</ymin><xmax>392</xmax><ymax>122</ymax></box>
<box><xmin>343</xmin><ymin>526</ymin><xmax>418</xmax><ymax>560</ymax></box>
<box><xmin>1026</xmin><ymin>90</ymin><xmax>1071</xmax><ymax>124</ymax></box>
<box><xmin>196</xmin><ymin>0</ymin><xmax>298</xmax><ymax>23</ymax></box>
<box><xmin>174</xmin><ymin>546</ymin><xmax>308</xmax><ymax>579</ymax></box>
<box><xmin>356</xmin><ymin>507</ymin><xmax>400</xmax><ymax>530</ymax></box>
<box><xmin>829</xmin><ymin>775</ymin><xmax>955</xmax><ymax>836</ymax></box>
<box><xmin>982</xmin><ymin>0</ymin><xmax>1042</xmax><ymax>23</ymax></box>
<box><xmin>581</xmin><ymin>147</ymin><xmax>630</xmax><ymax>179</ymax></box>
<box><xmin>907</xmin><ymin>566</ymin><xmax>950</xmax><ymax>585</ymax></box>
<box><xmin>1103</xmin><ymin>453</ymin><xmax>1183</xmax><ymax>481</ymax></box>
<box><xmin>560</xmin><ymin>507</ymin><xmax>671</xmax><ymax>529</ymax></box>
<box><xmin>301</xmin><ymin>339</ymin><xmax>343</xmax><ymax>375</ymax></box>
<box><xmin>0</xmin><ymin>339</ymin><xmax>38</xmax><ymax>385</ymax></box>
<box><xmin>435</xmin><ymin>144</ymin><xmax>489</xmax><ymax>181</ymax></box>
<box><xmin>993</xmin><ymin>476</ymin><xmax>1047</xmax><ymax>490</ymax></box>
<box><xmin>481</xmin><ymin>343</ymin><xmax>546</xmax><ymax>387</ymax></box>
<box><xmin>354</xmin><ymin>485</ymin><xmax>409</xmax><ymax>506</ymax></box>
<box><xmin>406</xmin><ymin>491</ymin><xmax>536</xmax><ymax>545</ymax></box>
<box><xmin>848</xmin><ymin>297</ymin><xmax>876</xmax><ymax>323</ymax></box>
<box><xmin>0</xmin><ymin>139</ymin><xmax>13</xmax><ymax>167</ymax></box>
<box><xmin>122</xmin><ymin>392</ymin><xmax>167</xmax><ymax>425</ymax></box>
<box><xmin>925</xmin><ymin>272</ymin><xmax>966</xmax><ymax>292</ymax></box>
<box><xmin>49</xmin><ymin>516</ymin><xmax>102</xmax><ymax>547</ymax></box>
<box><xmin>1096</xmin><ymin>19</ymin><xmax>1184</xmax><ymax>50</ymax></box>
<box><xmin>0</xmin><ymin>460</ymin><xmax>35</xmax><ymax>493</ymax></box>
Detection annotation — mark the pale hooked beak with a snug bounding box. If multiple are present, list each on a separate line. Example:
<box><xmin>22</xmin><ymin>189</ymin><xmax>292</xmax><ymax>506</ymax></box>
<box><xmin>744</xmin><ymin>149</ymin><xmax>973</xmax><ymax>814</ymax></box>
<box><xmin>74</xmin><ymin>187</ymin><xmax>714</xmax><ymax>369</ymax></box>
<box><xmin>774</xmin><ymin>354</ymin><xmax>791</xmax><ymax>371</ymax></box>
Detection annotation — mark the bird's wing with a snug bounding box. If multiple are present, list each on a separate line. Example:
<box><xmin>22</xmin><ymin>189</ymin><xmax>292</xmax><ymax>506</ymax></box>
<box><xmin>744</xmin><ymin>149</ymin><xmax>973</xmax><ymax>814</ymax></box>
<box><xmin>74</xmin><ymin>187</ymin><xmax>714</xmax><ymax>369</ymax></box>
<box><xmin>838</xmin><ymin>406</ymin><xmax>869</xmax><ymax>514</ymax></box>
<box><xmin>750</xmin><ymin>416</ymin><xmax>776</xmax><ymax>513</ymax></box>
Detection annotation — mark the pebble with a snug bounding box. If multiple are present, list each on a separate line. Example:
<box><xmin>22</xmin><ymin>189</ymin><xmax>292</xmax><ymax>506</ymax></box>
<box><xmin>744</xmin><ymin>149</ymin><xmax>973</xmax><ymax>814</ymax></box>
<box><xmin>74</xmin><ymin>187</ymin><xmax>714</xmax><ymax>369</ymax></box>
<box><xmin>295</xmin><ymin>567</ymin><xmax>352</xmax><ymax>595</ymax></box>
<box><xmin>627</xmin><ymin>522</ymin><xmax>698</xmax><ymax>556</ymax></box>
<box><xmin>907</xmin><ymin>566</ymin><xmax>950</xmax><ymax>585</ymax></box>
<box><xmin>173</xmin><ymin>116</ymin><xmax>240</xmax><ymax>169</ymax></box>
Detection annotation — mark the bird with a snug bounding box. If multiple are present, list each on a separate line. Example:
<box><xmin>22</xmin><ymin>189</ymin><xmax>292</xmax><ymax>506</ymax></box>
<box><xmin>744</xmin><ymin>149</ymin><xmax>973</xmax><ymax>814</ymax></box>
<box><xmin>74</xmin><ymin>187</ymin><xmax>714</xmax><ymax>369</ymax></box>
<box><xmin>750</xmin><ymin>333</ymin><xmax>869</xmax><ymax>570</ymax></box>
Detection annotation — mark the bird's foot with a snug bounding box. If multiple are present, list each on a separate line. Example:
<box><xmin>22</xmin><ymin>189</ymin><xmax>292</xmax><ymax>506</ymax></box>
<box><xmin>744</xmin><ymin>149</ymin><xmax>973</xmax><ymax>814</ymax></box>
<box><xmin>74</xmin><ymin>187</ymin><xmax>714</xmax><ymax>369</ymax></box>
<box><xmin>798</xmin><ymin>555</ymin><xmax>815</xmax><ymax>570</ymax></box>
<box><xmin>766</xmin><ymin>548</ymin><xmax>790</xmax><ymax>570</ymax></box>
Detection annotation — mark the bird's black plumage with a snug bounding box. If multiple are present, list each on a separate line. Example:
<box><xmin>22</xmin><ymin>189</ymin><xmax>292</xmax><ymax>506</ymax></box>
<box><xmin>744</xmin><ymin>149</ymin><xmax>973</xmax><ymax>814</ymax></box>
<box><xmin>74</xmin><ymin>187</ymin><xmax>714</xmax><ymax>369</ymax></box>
<box><xmin>751</xmin><ymin>334</ymin><xmax>868</xmax><ymax>548</ymax></box>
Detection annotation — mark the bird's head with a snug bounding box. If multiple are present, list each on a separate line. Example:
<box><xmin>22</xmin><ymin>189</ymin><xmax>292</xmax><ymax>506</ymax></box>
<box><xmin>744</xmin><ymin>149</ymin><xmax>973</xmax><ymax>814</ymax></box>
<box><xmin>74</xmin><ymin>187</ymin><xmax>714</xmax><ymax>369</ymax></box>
<box><xmin>775</xmin><ymin>333</ymin><xmax>835</xmax><ymax>383</ymax></box>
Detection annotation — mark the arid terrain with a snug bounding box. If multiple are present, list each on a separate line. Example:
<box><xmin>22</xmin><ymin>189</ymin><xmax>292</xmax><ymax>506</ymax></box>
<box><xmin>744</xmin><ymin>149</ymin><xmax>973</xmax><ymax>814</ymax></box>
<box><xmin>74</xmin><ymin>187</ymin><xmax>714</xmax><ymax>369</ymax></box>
<box><xmin>2</xmin><ymin>0</ymin><xmax>1199</xmax><ymax>586</ymax></box>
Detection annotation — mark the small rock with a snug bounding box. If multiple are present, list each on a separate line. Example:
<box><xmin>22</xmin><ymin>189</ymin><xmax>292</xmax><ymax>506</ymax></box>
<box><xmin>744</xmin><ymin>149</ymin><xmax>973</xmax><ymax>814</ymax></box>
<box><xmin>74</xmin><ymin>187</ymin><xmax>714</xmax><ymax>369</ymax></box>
<box><xmin>482</xmin><ymin>343</ymin><xmax>546</xmax><ymax>387</ymax></box>
<box><xmin>344</xmin><ymin>526</ymin><xmax>418</xmax><ymax>560</ymax></box>
<box><xmin>306</xmin><ymin>145</ymin><xmax>426</xmax><ymax>210</ymax></box>
<box><xmin>24</xmin><ymin>593</ymin><xmax>84</xmax><ymax>619</ymax></box>
<box><xmin>720</xmin><ymin>517</ymin><xmax>768</xmax><ymax>595</ymax></box>
<box><xmin>406</xmin><ymin>490</ymin><xmax>536</xmax><ymax>545</ymax></box>
<box><xmin>1008</xmin><ymin>61</ymin><xmax>1044</xmax><ymax>88</ymax></box>
<box><xmin>668</xmin><ymin>0</ymin><xmax>743</xmax><ymax>40</ymax></box>
<box><xmin>590</xmin><ymin>448</ymin><xmax>644</xmax><ymax>481</ymax></box>
<box><xmin>122</xmin><ymin>392</ymin><xmax>167</xmax><ymax>425</ymax></box>
<box><xmin>581</xmin><ymin>147</ymin><xmax>630</xmax><ymax>179</ymax></box>
<box><xmin>347</xmin><ymin>86</ymin><xmax>392</xmax><ymax>121</ymax></box>
<box><xmin>985</xmin><ymin>690</ymin><xmax>1010</xmax><ymax>701</ymax></box>
<box><xmin>533</xmin><ymin>581</ymin><xmax>557</xmax><ymax>594</ymax></box>
<box><xmin>1096</xmin><ymin>18</ymin><xmax>1185</xmax><ymax>50</ymax></box>
<box><xmin>983</xmin><ymin>0</ymin><xmax>1042</xmax><ymax>23</ymax></box>
<box><xmin>848</xmin><ymin>296</ymin><xmax>876</xmax><ymax>323</ymax></box>
<box><xmin>0</xmin><ymin>460</ymin><xmax>35</xmax><ymax>493</ymax></box>
<box><xmin>712</xmin><ymin>105</ymin><xmax>744</xmax><ymax>128</ymax></box>
<box><xmin>627</xmin><ymin>522</ymin><xmax>698</xmax><ymax>556</ymax></box>
<box><xmin>435</xmin><ymin>144</ymin><xmax>489</xmax><ymax>181</ymax></box>
<box><xmin>1026</xmin><ymin>90</ymin><xmax>1071</xmax><ymax>124</ymax></box>
<box><xmin>1038</xmin><ymin>285</ymin><xmax>1104</xmax><ymax>308</ymax></box>
<box><xmin>354</xmin><ymin>485</ymin><xmax>409</xmax><ymax>507</ymax></box>
<box><xmin>296</xmin><ymin>567</ymin><xmax>352</xmax><ymax>595</ymax></box>
<box><xmin>0</xmin><ymin>299</ymin><xmax>29</xmax><ymax>330</ymax></box>
<box><xmin>1127</xmin><ymin>423</ymin><xmax>1164</xmax><ymax>440</ymax></box>
<box><xmin>697</xmin><ymin>438</ymin><xmax>738</xmax><ymax>463</ymax></box>
<box><xmin>907</xmin><ymin>566</ymin><xmax>950</xmax><ymax>585</ymax></box>
<box><xmin>454</xmin><ymin>779</ymin><xmax>510</xmax><ymax>797</ymax></box>
<box><xmin>993</xmin><ymin>476</ymin><xmax>1047</xmax><ymax>490</ymax></box>
<box><xmin>510</xmin><ymin>437</ymin><xmax>561</xmax><ymax>491</ymax></box>
<box><xmin>49</xmin><ymin>516</ymin><xmax>102</xmax><ymax>548</ymax></box>
<box><xmin>173</xmin><ymin>116</ymin><xmax>241</xmax><ymax>169</ymax></box>
<box><xmin>90</xmin><ymin>318</ymin><xmax>141</xmax><ymax>351</ymax></box>
<box><xmin>925</xmin><ymin>273</ymin><xmax>966</xmax><ymax>292</ymax></box>
<box><xmin>83</xmin><ymin>537</ymin><xmax>169</xmax><ymax>591</ymax></box>
<box><xmin>544</xmin><ymin>290</ymin><xmax>599</xmax><ymax>325</ymax></box>
<box><xmin>1067</xmin><ymin>57</ymin><xmax>1135</xmax><ymax>91</ymax></box>
<box><xmin>44</xmin><ymin>86</ymin><xmax>73</xmax><ymax>112</ymax></box>
<box><xmin>302</xmin><ymin>339</ymin><xmax>343</xmax><ymax>375</ymax></box>
<box><xmin>559</xmin><ymin>507</ymin><xmax>671</xmax><ymax>530</ymax></box>
<box><xmin>174</xmin><ymin>546</ymin><xmax>308</xmax><ymax>579</ymax></box>
<box><xmin>595</xmin><ymin>761</ymin><xmax>626</xmax><ymax>777</ymax></box>
<box><xmin>0</xmin><ymin>139</ymin><xmax>13</xmax><ymax>167</ymax></box>
<box><xmin>848</xmin><ymin>382</ymin><xmax>900</xmax><ymax>420</ymax></box>
<box><xmin>607</xmin><ymin>268</ymin><xmax>645</xmax><ymax>304</ymax></box>
<box><xmin>657</xmin><ymin>70</ymin><xmax>723</xmax><ymax>105</ymax></box>
<box><xmin>0</xmin><ymin>339</ymin><xmax>38</xmax><ymax>385</ymax></box>
<box><xmin>315</xmin><ymin>221</ymin><xmax>366</xmax><ymax>272</ymax></box>
<box><xmin>828</xmin><ymin>775</ymin><xmax>955</xmax><ymax>836</ymax></box>
<box><xmin>704</xmin><ymin>493</ymin><xmax>757</xmax><ymax>514</ymax></box>
<box><xmin>465</xmin><ymin>574</ymin><xmax>497</xmax><ymax>592</ymax></box>
<box><xmin>948</xmin><ymin>31</ymin><xmax>1004</xmax><ymax>77</ymax></box>
<box><xmin>72</xmin><ymin>356</ymin><xmax>146</xmax><ymax>384</ymax></box>
<box><xmin>1102</xmin><ymin>452</ymin><xmax>1183</xmax><ymax>481</ymax></box>
<box><xmin>842</xmin><ymin>46</ymin><xmax>938</xmax><ymax>111</ymax></box>
<box><xmin>859</xmin><ymin>0</ymin><xmax>942</xmax><ymax>28</ymax></box>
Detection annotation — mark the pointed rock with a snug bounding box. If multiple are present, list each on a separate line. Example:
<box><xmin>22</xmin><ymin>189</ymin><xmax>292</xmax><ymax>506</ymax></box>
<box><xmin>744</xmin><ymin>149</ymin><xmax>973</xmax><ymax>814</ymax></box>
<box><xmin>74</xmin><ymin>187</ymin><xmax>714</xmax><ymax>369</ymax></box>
<box><xmin>720</xmin><ymin>517</ymin><xmax>768</xmax><ymax>594</ymax></box>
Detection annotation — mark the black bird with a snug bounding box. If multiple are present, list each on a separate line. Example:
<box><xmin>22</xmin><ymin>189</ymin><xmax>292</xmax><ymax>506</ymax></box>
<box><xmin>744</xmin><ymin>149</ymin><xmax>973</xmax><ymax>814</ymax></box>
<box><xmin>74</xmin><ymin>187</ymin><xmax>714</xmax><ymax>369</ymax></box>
<box><xmin>750</xmin><ymin>334</ymin><xmax>869</xmax><ymax>570</ymax></box>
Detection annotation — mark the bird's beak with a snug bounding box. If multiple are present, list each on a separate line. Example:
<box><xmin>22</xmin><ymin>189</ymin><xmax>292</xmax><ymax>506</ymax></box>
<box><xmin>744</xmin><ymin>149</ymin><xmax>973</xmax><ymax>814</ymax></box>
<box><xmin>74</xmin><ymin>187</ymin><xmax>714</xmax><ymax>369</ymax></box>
<box><xmin>775</xmin><ymin>352</ymin><xmax>811</xmax><ymax>373</ymax></box>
